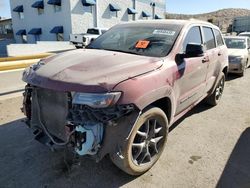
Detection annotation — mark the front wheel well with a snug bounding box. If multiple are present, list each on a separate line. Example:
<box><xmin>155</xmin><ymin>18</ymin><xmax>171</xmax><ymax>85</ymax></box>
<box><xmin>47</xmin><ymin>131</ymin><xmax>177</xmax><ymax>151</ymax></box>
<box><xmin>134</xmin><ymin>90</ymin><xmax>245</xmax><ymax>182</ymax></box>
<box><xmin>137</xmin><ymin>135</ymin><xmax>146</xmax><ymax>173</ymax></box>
<box><xmin>146</xmin><ymin>97</ymin><xmax>172</xmax><ymax>123</ymax></box>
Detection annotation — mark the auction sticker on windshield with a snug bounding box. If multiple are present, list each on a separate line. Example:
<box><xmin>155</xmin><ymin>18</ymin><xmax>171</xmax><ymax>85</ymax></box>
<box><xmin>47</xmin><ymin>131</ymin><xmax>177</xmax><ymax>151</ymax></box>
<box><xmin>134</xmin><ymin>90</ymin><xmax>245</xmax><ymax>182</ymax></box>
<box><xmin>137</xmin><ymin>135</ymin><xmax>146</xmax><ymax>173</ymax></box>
<box><xmin>153</xmin><ymin>30</ymin><xmax>176</xmax><ymax>36</ymax></box>
<box><xmin>135</xmin><ymin>40</ymin><xmax>150</xmax><ymax>49</ymax></box>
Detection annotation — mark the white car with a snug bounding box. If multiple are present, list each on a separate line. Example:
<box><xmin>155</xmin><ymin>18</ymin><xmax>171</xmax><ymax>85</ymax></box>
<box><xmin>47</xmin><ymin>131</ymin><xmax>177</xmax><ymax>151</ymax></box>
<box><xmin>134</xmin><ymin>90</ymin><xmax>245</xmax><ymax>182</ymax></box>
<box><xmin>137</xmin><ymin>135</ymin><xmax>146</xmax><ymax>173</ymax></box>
<box><xmin>70</xmin><ymin>28</ymin><xmax>108</xmax><ymax>48</ymax></box>
<box><xmin>238</xmin><ymin>32</ymin><xmax>250</xmax><ymax>38</ymax></box>
<box><xmin>224</xmin><ymin>36</ymin><xmax>250</xmax><ymax>76</ymax></box>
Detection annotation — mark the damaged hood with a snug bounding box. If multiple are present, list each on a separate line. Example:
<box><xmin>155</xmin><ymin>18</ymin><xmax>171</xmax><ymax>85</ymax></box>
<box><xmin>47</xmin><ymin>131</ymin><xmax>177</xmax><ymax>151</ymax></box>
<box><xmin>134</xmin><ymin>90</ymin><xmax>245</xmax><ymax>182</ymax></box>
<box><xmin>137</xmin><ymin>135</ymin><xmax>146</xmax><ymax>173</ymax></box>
<box><xmin>23</xmin><ymin>49</ymin><xmax>163</xmax><ymax>92</ymax></box>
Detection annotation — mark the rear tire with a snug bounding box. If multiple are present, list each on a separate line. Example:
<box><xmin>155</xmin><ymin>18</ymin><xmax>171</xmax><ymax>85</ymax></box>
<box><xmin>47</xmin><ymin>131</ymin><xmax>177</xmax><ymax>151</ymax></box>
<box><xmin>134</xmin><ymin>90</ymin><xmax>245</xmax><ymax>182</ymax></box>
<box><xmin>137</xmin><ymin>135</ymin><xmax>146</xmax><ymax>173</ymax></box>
<box><xmin>206</xmin><ymin>74</ymin><xmax>225</xmax><ymax>106</ymax></box>
<box><xmin>110</xmin><ymin>107</ymin><xmax>168</xmax><ymax>176</ymax></box>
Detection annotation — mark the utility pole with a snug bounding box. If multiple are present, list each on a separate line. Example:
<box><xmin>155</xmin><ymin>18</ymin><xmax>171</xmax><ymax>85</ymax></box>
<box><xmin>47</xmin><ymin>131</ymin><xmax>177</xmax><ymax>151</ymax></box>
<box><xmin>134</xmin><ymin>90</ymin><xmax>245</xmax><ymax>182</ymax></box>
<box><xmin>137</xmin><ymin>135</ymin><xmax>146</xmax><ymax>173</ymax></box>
<box><xmin>150</xmin><ymin>2</ymin><xmax>156</xmax><ymax>19</ymax></box>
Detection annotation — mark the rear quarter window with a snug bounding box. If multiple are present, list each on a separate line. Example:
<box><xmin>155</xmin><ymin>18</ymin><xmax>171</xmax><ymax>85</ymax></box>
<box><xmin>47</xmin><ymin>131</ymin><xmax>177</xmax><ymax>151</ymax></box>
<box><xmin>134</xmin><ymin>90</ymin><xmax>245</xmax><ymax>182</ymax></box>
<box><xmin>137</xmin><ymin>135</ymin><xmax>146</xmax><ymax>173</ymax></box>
<box><xmin>214</xmin><ymin>29</ymin><xmax>224</xmax><ymax>46</ymax></box>
<box><xmin>203</xmin><ymin>27</ymin><xmax>216</xmax><ymax>50</ymax></box>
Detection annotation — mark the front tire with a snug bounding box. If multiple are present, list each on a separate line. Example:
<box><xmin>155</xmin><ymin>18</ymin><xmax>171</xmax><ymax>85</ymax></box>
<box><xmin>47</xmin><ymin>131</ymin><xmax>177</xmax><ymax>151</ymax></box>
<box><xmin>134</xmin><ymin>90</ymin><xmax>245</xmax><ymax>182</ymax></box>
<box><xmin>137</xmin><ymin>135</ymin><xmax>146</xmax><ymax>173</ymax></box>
<box><xmin>110</xmin><ymin>107</ymin><xmax>168</xmax><ymax>176</ymax></box>
<box><xmin>206</xmin><ymin>74</ymin><xmax>225</xmax><ymax>106</ymax></box>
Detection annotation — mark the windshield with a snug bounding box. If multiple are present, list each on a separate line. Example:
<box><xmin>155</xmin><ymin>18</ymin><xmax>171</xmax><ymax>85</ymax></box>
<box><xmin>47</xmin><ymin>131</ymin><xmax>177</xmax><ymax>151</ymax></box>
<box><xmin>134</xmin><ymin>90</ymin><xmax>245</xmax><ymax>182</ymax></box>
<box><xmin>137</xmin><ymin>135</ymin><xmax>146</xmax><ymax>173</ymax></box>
<box><xmin>87</xmin><ymin>29</ymin><xmax>99</xmax><ymax>35</ymax></box>
<box><xmin>86</xmin><ymin>24</ymin><xmax>183</xmax><ymax>57</ymax></box>
<box><xmin>225</xmin><ymin>38</ymin><xmax>246</xmax><ymax>49</ymax></box>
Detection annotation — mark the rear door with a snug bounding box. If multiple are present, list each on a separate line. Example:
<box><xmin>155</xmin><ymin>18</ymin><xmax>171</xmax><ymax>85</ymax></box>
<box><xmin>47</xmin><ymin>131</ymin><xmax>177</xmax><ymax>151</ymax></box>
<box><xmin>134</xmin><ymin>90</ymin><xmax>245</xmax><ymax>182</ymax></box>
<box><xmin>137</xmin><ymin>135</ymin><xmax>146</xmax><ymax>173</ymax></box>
<box><xmin>175</xmin><ymin>26</ymin><xmax>208</xmax><ymax>115</ymax></box>
<box><xmin>202</xmin><ymin>27</ymin><xmax>221</xmax><ymax>92</ymax></box>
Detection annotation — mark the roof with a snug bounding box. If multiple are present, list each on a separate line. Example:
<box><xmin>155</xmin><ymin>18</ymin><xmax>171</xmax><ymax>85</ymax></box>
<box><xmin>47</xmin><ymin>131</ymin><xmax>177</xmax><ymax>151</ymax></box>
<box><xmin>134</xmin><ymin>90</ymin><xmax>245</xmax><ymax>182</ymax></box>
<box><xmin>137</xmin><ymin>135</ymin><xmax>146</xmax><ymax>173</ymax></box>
<box><xmin>116</xmin><ymin>19</ymin><xmax>219</xmax><ymax>29</ymax></box>
<box><xmin>0</xmin><ymin>18</ymin><xmax>12</xmax><ymax>23</ymax></box>
<box><xmin>224</xmin><ymin>36</ymin><xmax>248</xmax><ymax>40</ymax></box>
<box><xmin>239</xmin><ymin>32</ymin><xmax>250</xmax><ymax>35</ymax></box>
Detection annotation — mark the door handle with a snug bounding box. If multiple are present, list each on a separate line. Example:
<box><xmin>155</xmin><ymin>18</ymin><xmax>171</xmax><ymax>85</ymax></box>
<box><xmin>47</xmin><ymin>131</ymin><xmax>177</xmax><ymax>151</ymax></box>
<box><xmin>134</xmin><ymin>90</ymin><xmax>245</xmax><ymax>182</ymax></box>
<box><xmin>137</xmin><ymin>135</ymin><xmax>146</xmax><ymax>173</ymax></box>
<box><xmin>202</xmin><ymin>57</ymin><xmax>209</xmax><ymax>63</ymax></box>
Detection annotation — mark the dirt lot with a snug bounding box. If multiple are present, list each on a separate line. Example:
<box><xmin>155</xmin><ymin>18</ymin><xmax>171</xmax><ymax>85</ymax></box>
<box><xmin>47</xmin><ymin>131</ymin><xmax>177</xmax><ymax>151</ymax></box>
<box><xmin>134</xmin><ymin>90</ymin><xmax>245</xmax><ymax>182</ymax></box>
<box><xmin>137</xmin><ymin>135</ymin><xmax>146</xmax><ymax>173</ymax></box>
<box><xmin>0</xmin><ymin>72</ymin><xmax>250</xmax><ymax>188</ymax></box>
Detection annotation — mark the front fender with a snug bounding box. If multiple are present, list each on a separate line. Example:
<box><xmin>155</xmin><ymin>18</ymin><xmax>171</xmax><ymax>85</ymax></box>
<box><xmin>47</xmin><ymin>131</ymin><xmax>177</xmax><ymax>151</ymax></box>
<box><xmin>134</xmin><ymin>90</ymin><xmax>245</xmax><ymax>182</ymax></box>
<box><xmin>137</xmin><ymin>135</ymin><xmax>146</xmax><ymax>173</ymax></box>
<box><xmin>114</xmin><ymin>69</ymin><xmax>176</xmax><ymax>123</ymax></box>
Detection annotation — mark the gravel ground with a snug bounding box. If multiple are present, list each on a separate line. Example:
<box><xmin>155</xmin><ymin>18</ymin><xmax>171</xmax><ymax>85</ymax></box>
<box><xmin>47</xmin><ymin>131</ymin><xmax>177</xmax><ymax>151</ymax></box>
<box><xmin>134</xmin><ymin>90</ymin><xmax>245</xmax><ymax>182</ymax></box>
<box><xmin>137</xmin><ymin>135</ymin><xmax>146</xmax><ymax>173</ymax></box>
<box><xmin>0</xmin><ymin>71</ymin><xmax>250</xmax><ymax>188</ymax></box>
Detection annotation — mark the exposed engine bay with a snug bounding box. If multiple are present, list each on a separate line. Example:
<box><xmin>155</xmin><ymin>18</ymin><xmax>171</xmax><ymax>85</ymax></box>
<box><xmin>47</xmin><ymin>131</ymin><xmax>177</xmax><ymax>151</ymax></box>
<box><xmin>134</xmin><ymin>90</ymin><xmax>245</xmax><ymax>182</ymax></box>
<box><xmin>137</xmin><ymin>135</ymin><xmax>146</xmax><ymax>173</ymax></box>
<box><xmin>22</xmin><ymin>85</ymin><xmax>138</xmax><ymax>160</ymax></box>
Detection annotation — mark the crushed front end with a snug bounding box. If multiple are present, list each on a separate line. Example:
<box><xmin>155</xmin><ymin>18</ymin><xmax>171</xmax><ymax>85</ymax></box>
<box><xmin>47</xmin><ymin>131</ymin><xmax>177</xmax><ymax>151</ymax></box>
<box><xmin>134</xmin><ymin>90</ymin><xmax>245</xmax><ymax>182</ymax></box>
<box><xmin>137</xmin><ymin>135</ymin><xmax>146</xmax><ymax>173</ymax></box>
<box><xmin>22</xmin><ymin>85</ymin><xmax>140</xmax><ymax>161</ymax></box>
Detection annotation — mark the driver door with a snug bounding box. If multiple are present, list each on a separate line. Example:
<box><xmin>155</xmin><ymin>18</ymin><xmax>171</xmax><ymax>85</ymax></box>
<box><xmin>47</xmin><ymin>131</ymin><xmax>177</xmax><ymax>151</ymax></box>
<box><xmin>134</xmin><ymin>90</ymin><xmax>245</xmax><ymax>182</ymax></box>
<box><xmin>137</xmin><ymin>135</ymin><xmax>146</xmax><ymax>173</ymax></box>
<box><xmin>175</xmin><ymin>26</ymin><xmax>208</xmax><ymax>115</ymax></box>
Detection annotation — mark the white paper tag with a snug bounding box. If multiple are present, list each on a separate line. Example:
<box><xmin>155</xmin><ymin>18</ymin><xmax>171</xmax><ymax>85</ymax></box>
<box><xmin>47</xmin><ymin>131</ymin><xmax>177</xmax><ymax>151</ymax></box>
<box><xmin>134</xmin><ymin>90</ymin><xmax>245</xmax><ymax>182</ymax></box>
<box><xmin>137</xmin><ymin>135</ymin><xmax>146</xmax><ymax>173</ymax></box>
<box><xmin>153</xmin><ymin>30</ymin><xmax>176</xmax><ymax>36</ymax></box>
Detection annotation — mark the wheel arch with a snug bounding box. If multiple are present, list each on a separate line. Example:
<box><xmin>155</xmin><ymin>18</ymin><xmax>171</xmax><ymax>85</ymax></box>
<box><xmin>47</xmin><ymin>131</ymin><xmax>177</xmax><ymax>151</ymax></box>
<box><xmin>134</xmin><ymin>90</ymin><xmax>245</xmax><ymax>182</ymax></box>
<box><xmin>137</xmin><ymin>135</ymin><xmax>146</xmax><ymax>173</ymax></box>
<box><xmin>222</xmin><ymin>66</ymin><xmax>228</xmax><ymax>78</ymax></box>
<box><xmin>142</xmin><ymin>97</ymin><xmax>173</xmax><ymax>124</ymax></box>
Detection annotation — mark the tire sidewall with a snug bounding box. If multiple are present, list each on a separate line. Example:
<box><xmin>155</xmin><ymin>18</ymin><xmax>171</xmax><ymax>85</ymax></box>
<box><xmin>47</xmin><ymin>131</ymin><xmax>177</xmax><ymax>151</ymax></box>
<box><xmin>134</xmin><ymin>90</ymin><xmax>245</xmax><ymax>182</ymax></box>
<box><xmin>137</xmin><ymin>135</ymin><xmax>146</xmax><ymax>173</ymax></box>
<box><xmin>123</xmin><ymin>107</ymin><xmax>169</xmax><ymax>175</ymax></box>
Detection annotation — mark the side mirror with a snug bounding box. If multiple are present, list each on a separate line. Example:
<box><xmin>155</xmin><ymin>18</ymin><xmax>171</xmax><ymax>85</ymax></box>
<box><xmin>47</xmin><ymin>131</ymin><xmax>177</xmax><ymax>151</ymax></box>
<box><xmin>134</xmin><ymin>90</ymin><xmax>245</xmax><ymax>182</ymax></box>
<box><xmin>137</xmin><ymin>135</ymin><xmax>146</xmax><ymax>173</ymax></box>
<box><xmin>185</xmin><ymin>43</ymin><xmax>204</xmax><ymax>58</ymax></box>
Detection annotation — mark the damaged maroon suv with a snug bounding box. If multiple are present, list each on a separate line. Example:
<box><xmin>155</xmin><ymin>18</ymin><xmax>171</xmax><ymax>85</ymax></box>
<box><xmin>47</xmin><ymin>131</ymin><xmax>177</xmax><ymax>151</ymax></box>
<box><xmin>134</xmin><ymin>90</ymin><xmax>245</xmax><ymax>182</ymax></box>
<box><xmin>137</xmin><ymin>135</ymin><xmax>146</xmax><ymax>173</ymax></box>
<box><xmin>22</xmin><ymin>20</ymin><xmax>228</xmax><ymax>175</ymax></box>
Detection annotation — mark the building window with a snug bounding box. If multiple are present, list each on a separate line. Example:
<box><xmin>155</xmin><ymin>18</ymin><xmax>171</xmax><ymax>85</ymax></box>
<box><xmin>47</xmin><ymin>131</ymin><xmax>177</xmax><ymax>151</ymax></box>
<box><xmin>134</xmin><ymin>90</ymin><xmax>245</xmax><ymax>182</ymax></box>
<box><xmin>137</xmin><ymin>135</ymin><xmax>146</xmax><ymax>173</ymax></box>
<box><xmin>34</xmin><ymin>35</ymin><xmax>40</xmax><ymax>42</ymax></box>
<box><xmin>28</xmin><ymin>28</ymin><xmax>42</xmax><ymax>42</ymax></box>
<box><xmin>32</xmin><ymin>1</ymin><xmax>44</xmax><ymax>15</ymax></box>
<box><xmin>56</xmin><ymin>33</ymin><xmax>64</xmax><ymax>41</ymax></box>
<box><xmin>127</xmin><ymin>8</ymin><xmax>137</xmax><ymax>21</ymax></box>
<box><xmin>109</xmin><ymin>4</ymin><xmax>121</xmax><ymax>18</ymax></box>
<box><xmin>47</xmin><ymin>0</ymin><xmax>62</xmax><ymax>12</ymax></box>
<box><xmin>19</xmin><ymin>12</ymin><xmax>24</xmax><ymax>19</ymax></box>
<box><xmin>21</xmin><ymin>35</ymin><xmax>27</xmax><ymax>43</ymax></box>
<box><xmin>142</xmin><ymin>11</ymin><xmax>151</xmax><ymax>20</ymax></box>
<box><xmin>16</xmin><ymin>29</ymin><xmax>27</xmax><ymax>43</ymax></box>
<box><xmin>54</xmin><ymin>5</ymin><xmax>61</xmax><ymax>12</ymax></box>
<box><xmin>13</xmin><ymin>5</ymin><xmax>24</xmax><ymax>19</ymax></box>
<box><xmin>38</xmin><ymin>8</ymin><xmax>44</xmax><ymax>15</ymax></box>
<box><xmin>50</xmin><ymin>26</ymin><xmax>64</xmax><ymax>41</ymax></box>
<box><xmin>81</xmin><ymin>0</ymin><xmax>96</xmax><ymax>13</ymax></box>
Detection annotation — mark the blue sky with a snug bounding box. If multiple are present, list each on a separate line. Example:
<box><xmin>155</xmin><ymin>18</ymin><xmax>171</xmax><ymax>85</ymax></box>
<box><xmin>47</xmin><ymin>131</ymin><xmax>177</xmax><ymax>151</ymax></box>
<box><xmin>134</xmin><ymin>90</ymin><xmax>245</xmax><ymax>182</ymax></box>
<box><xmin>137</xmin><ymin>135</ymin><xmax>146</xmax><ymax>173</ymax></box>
<box><xmin>166</xmin><ymin>0</ymin><xmax>250</xmax><ymax>14</ymax></box>
<box><xmin>0</xmin><ymin>0</ymin><xmax>10</xmax><ymax>18</ymax></box>
<box><xmin>1</xmin><ymin>0</ymin><xmax>250</xmax><ymax>18</ymax></box>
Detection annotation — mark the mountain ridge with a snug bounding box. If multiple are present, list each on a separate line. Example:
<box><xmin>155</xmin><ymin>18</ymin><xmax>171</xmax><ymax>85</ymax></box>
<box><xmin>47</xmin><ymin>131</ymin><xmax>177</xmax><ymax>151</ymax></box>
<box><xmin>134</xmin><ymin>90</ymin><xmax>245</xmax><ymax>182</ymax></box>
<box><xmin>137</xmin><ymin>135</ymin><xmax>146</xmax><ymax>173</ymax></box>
<box><xmin>166</xmin><ymin>8</ymin><xmax>250</xmax><ymax>32</ymax></box>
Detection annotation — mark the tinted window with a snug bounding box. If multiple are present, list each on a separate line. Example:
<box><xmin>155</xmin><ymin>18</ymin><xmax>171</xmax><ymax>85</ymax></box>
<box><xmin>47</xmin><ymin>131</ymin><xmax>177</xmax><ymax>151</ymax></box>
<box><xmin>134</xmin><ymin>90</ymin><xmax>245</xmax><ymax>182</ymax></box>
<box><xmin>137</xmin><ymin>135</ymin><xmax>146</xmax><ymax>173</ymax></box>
<box><xmin>214</xmin><ymin>29</ymin><xmax>224</xmax><ymax>46</ymax></box>
<box><xmin>225</xmin><ymin>38</ymin><xmax>247</xmax><ymax>49</ymax></box>
<box><xmin>203</xmin><ymin>27</ymin><xmax>216</xmax><ymax>50</ymax></box>
<box><xmin>183</xmin><ymin>26</ymin><xmax>202</xmax><ymax>52</ymax></box>
<box><xmin>87</xmin><ymin>29</ymin><xmax>99</xmax><ymax>35</ymax></box>
<box><xmin>87</xmin><ymin>24</ymin><xmax>183</xmax><ymax>57</ymax></box>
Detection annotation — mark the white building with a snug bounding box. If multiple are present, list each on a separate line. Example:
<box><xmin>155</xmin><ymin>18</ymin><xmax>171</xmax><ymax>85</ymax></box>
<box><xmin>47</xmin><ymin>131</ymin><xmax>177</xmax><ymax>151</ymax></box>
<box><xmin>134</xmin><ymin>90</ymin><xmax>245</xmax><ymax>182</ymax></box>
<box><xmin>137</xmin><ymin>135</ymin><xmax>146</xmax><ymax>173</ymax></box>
<box><xmin>10</xmin><ymin>0</ymin><xmax>166</xmax><ymax>43</ymax></box>
<box><xmin>232</xmin><ymin>16</ymin><xmax>250</xmax><ymax>34</ymax></box>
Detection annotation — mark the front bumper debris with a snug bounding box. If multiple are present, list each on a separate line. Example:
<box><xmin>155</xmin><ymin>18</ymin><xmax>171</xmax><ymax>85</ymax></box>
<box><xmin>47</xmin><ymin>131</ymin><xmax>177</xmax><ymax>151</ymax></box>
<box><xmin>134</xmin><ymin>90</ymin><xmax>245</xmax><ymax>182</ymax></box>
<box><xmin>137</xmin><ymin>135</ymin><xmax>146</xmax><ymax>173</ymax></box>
<box><xmin>22</xmin><ymin>85</ymin><xmax>140</xmax><ymax>160</ymax></box>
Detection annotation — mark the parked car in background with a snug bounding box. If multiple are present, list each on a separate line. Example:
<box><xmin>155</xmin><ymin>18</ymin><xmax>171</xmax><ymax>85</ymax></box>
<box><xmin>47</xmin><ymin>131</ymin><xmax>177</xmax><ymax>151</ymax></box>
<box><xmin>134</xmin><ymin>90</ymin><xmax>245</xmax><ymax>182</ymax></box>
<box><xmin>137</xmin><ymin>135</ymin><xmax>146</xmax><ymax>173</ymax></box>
<box><xmin>22</xmin><ymin>20</ymin><xmax>228</xmax><ymax>176</ymax></box>
<box><xmin>238</xmin><ymin>32</ymin><xmax>250</xmax><ymax>38</ymax></box>
<box><xmin>224</xmin><ymin>36</ymin><xmax>250</xmax><ymax>76</ymax></box>
<box><xmin>70</xmin><ymin>27</ymin><xmax>108</xmax><ymax>48</ymax></box>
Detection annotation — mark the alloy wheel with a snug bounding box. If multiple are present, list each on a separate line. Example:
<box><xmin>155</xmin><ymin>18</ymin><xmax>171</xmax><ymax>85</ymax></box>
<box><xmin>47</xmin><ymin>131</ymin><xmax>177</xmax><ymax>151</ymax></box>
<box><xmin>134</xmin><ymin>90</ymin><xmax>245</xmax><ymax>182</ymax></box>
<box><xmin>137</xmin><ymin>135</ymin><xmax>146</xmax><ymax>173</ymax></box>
<box><xmin>131</xmin><ymin>118</ymin><xmax>165</xmax><ymax>166</ymax></box>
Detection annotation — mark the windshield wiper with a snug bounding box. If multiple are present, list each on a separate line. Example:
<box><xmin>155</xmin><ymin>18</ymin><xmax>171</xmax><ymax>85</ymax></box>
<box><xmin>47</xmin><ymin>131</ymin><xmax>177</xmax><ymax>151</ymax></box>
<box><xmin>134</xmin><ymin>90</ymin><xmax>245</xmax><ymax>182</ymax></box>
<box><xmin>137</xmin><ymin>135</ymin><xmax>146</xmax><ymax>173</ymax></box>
<box><xmin>102</xmin><ymin>48</ymin><xmax>140</xmax><ymax>55</ymax></box>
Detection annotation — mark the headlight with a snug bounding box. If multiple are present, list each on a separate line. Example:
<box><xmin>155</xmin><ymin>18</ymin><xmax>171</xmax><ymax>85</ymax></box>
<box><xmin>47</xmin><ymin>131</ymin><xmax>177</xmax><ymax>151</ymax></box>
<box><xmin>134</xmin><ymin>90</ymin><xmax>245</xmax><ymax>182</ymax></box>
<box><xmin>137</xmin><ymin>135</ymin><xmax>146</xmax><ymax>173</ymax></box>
<box><xmin>72</xmin><ymin>92</ymin><xmax>121</xmax><ymax>108</ymax></box>
<box><xmin>31</xmin><ymin>60</ymin><xmax>45</xmax><ymax>71</ymax></box>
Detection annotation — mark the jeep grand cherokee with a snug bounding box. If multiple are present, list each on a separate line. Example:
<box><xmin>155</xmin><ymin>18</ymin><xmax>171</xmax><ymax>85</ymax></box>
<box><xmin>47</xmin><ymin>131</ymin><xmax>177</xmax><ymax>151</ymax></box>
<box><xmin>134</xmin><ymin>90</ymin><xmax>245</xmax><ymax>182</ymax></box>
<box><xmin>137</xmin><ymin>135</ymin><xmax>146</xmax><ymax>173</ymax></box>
<box><xmin>22</xmin><ymin>20</ymin><xmax>228</xmax><ymax>175</ymax></box>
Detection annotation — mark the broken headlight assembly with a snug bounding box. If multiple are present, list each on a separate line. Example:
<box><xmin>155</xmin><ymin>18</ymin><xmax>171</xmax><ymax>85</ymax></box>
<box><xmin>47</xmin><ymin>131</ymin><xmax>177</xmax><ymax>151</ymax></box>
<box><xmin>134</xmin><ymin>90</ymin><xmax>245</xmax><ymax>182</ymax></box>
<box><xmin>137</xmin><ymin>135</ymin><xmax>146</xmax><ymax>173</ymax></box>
<box><xmin>72</xmin><ymin>92</ymin><xmax>122</xmax><ymax>108</ymax></box>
